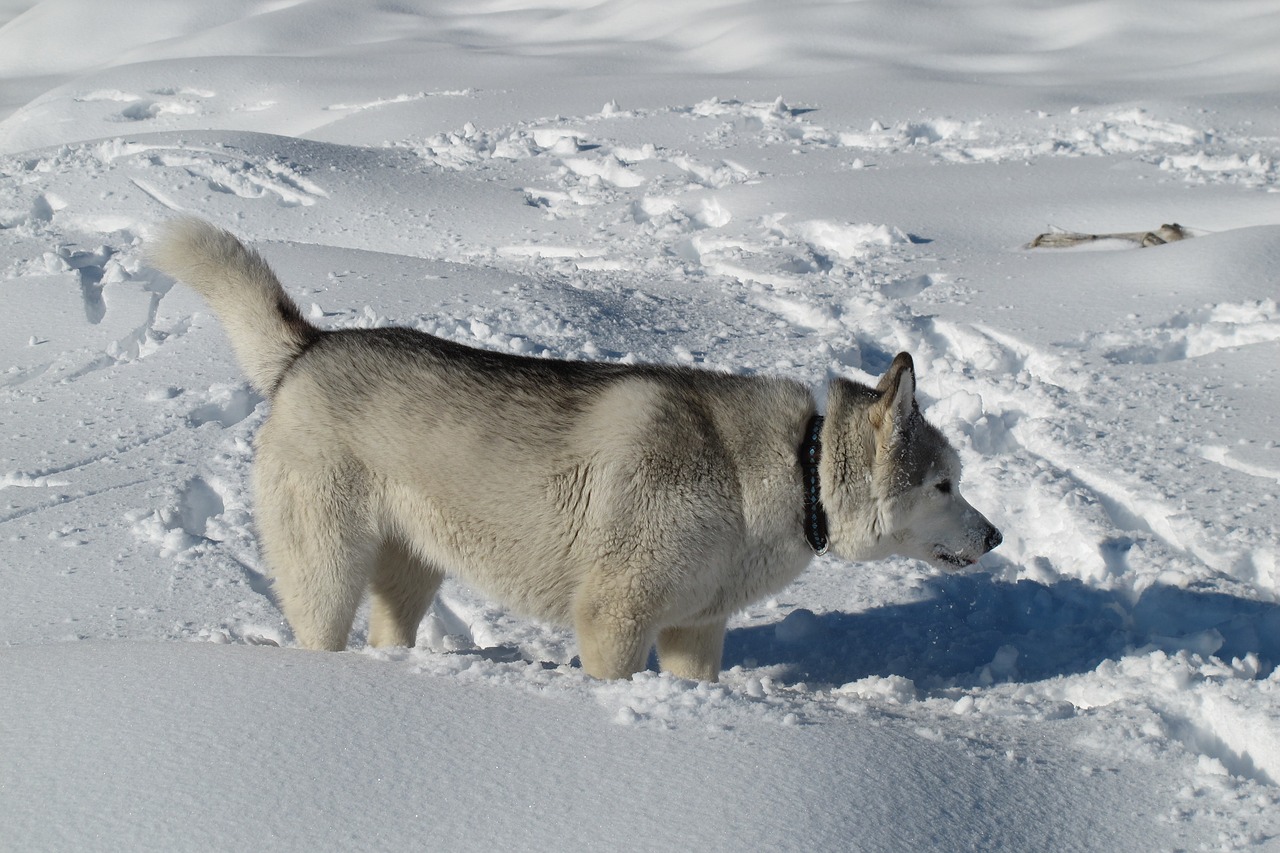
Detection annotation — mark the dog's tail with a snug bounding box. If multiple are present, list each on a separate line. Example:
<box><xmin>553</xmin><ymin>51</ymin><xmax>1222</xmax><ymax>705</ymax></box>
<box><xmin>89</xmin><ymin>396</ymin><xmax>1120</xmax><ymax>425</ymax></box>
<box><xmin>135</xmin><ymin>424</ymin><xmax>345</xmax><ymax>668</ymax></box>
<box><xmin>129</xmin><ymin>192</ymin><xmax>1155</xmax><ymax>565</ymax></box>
<box><xmin>150</xmin><ymin>217</ymin><xmax>320</xmax><ymax>396</ymax></box>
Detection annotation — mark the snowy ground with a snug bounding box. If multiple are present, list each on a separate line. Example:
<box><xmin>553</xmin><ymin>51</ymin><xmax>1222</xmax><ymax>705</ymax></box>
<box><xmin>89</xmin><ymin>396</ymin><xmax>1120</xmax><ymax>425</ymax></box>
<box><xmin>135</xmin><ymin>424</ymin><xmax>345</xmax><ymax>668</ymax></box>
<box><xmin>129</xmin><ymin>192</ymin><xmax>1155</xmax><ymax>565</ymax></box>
<box><xmin>3</xmin><ymin>2</ymin><xmax>1280</xmax><ymax>850</ymax></box>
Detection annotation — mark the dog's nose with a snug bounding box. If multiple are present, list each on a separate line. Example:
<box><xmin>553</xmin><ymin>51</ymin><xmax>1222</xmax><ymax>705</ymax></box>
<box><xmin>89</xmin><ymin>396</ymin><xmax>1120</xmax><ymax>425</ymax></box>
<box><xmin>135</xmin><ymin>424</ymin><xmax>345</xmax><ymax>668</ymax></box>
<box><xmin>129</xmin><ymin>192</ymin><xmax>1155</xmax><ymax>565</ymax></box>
<box><xmin>984</xmin><ymin>527</ymin><xmax>1003</xmax><ymax>553</ymax></box>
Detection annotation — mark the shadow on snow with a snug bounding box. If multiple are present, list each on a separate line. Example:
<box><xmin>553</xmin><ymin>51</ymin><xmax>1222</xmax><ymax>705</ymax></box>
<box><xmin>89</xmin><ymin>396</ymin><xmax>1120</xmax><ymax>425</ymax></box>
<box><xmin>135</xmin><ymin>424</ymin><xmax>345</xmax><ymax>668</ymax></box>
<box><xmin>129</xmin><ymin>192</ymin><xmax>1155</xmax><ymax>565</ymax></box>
<box><xmin>722</xmin><ymin>573</ymin><xmax>1280</xmax><ymax>688</ymax></box>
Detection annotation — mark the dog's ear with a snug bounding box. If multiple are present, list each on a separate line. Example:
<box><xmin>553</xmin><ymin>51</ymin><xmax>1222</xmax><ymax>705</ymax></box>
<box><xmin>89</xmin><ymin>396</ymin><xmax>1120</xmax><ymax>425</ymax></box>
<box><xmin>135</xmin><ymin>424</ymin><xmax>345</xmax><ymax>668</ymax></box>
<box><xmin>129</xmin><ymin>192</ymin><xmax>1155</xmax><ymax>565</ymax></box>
<box><xmin>871</xmin><ymin>351</ymin><xmax>916</xmax><ymax>433</ymax></box>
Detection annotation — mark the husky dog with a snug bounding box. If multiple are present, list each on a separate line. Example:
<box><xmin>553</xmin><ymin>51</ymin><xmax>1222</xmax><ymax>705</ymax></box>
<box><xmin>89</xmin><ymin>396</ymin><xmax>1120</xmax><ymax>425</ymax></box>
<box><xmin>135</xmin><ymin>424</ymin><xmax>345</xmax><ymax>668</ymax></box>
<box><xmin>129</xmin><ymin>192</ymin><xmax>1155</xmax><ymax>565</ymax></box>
<box><xmin>150</xmin><ymin>218</ymin><xmax>1001</xmax><ymax>681</ymax></box>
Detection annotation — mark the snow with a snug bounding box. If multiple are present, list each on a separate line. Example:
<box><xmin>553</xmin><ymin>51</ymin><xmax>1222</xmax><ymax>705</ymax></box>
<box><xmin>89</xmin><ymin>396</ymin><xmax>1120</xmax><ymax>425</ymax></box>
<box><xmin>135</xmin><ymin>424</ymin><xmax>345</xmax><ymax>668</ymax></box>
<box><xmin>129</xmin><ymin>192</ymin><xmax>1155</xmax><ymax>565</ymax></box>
<box><xmin>2</xmin><ymin>1</ymin><xmax>1279</xmax><ymax>849</ymax></box>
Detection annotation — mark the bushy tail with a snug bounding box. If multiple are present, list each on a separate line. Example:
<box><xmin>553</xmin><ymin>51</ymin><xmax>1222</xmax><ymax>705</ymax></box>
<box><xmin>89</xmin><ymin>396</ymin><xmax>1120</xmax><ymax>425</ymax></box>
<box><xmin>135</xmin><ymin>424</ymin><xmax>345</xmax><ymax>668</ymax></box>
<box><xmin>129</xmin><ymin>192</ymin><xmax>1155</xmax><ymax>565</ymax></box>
<box><xmin>150</xmin><ymin>218</ymin><xmax>319</xmax><ymax>396</ymax></box>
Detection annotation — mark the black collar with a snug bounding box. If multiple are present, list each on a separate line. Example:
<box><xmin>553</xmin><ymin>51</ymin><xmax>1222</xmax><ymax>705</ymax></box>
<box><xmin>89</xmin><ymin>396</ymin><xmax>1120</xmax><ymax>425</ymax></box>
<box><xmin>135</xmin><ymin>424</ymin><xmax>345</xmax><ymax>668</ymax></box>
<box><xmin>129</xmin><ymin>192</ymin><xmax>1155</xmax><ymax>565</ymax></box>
<box><xmin>799</xmin><ymin>414</ymin><xmax>829</xmax><ymax>555</ymax></box>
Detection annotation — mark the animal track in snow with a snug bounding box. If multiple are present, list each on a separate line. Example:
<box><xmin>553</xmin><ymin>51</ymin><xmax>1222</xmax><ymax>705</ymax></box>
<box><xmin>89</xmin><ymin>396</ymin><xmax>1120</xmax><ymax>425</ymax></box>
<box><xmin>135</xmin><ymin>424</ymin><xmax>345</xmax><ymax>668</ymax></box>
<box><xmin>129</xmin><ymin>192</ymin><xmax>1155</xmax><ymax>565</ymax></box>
<box><xmin>925</xmin><ymin>320</ymin><xmax>1085</xmax><ymax>395</ymax></box>
<box><xmin>129</xmin><ymin>476</ymin><xmax>227</xmax><ymax>557</ymax></box>
<box><xmin>400</xmin><ymin>100</ymin><xmax>925</xmax><ymax>294</ymax></box>
<box><xmin>76</xmin><ymin>87</ymin><xmax>211</xmax><ymax>124</ymax></box>
<box><xmin>1097</xmin><ymin>299</ymin><xmax>1280</xmax><ymax>364</ymax></box>
<box><xmin>54</xmin><ymin>245</ymin><xmax>117</xmax><ymax>325</ymax></box>
<box><xmin>188</xmin><ymin>386</ymin><xmax>263</xmax><ymax>429</ymax></box>
<box><xmin>829</xmin><ymin>107</ymin><xmax>1276</xmax><ymax>189</ymax></box>
<box><xmin>1006</xmin><ymin>417</ymin><xmax>1251</xmax><ymax>583</ymax></box>
<box><xmin>176</xmin><ymin>476</ymin><xmax>225</xmax><ymax>540</ymax></box>
<box><xmin>137</xmin><ymin>149</ymin><xmax>328</xmax><ymax>207</ymax></box>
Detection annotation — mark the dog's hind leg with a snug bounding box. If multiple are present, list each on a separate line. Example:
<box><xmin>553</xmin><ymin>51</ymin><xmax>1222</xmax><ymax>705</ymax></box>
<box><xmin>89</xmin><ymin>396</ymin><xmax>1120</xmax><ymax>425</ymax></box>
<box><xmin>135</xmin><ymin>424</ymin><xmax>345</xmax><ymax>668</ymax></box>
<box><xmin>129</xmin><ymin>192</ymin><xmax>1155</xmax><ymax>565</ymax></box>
<box><xmin>368</xmin><ymin>538</ymin><xmax>443</xmax><ymax>648</ymax></box>
<box><xmin>573</xmin><ymin>582</ymin><xmax>655</xmax><ymax>679</ymax></box>
<box><xmin>255</xmin><ymin>454</ymin><xmax>375</xmax><ymax>651</ymax></box>
<box><xmin>263</xmin><ymin>523</ymin><xmax>374</xmax><ymax>652</ymax></box>
<box><xmin>575</xmin><ymin>616</ymin><xmax>653</xmax><ymax>680</ymax></box>
<box><xmin>657</xmin><ymin>620</ymin><xmax>727</xmax><ymax>682</ymax></box>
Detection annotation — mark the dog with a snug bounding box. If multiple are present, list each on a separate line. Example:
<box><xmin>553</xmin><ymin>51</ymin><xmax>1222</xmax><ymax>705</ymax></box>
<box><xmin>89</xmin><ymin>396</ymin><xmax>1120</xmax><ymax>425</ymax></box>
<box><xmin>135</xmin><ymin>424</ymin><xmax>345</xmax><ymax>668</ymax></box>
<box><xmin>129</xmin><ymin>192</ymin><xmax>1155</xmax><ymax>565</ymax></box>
<box><xmin>150</xmin><ymin>217</ymin><xmax>1002</xmax><ymax>681</ymax></box>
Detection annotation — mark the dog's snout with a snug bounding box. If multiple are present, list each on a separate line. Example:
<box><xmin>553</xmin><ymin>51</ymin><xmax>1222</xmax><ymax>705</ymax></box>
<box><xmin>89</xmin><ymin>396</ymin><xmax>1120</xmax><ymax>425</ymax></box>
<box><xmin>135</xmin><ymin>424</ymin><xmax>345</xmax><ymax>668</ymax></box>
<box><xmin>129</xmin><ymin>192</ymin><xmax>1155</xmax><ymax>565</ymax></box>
<box><xmin>984</xmin><ymin>526</ymin><xmax>1003</xmax><ymax>553</ymax></box>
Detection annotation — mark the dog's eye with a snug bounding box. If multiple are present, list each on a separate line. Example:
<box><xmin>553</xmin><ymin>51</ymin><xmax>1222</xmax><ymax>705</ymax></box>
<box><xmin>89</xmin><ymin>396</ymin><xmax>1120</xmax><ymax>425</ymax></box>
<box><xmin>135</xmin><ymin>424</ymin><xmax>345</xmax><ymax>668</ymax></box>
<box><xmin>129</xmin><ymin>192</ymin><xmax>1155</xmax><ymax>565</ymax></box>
<box><xmin>935</xmin><ymin>480</ymin><xmax>952</xmax><ymax>495</ymax></box>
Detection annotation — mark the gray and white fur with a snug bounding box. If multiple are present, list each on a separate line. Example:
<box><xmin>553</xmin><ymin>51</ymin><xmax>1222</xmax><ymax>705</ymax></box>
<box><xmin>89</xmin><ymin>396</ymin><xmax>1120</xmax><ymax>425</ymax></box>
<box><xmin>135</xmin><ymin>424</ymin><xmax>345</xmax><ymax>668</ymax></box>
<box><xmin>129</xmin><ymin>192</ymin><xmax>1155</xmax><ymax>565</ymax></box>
<box><xmin>150</xmin><ymin>217</ymin><xmax>1002</xmax><ymax>680</ymax></box>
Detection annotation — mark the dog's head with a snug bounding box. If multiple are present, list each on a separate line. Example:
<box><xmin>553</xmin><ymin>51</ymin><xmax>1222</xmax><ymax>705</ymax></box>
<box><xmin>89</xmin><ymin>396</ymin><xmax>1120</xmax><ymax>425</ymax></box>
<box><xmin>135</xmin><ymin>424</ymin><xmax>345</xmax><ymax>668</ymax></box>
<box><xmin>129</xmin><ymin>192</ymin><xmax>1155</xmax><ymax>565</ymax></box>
<box><xmin>820</xmin><ymin>352</ymin><xmax>1002</xmax><ymax>570</ymax></box>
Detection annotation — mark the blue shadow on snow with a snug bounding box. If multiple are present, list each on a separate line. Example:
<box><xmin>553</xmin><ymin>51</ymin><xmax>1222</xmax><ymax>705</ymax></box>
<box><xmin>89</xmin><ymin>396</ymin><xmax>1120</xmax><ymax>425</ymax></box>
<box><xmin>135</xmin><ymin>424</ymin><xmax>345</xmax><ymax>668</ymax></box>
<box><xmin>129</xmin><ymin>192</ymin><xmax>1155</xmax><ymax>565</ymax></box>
<box><xmin>721</xmin><ymin>573</ymin><xmax>1280</xmax><ymax>688</ymax></box>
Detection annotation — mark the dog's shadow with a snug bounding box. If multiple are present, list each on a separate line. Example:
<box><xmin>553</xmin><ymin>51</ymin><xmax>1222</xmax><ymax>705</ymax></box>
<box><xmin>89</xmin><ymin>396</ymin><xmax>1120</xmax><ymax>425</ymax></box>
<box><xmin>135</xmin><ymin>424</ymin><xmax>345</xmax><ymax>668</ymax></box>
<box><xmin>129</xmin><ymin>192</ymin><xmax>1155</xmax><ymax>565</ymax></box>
<box><xmin>722</xmin><ymin>572</ymin><xmax>1280</xmax><ymax>687</ymax></box>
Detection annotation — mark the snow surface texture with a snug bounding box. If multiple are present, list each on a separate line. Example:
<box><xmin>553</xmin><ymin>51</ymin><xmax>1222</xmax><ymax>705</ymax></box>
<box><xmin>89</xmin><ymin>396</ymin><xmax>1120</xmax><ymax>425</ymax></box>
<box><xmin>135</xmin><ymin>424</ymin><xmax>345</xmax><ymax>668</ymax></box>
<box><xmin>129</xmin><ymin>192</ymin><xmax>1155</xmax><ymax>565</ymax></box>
<box><xmin>2</xmin><ymin>1</ymin><xmax>1280</xmax><ymax>850</ymax></box>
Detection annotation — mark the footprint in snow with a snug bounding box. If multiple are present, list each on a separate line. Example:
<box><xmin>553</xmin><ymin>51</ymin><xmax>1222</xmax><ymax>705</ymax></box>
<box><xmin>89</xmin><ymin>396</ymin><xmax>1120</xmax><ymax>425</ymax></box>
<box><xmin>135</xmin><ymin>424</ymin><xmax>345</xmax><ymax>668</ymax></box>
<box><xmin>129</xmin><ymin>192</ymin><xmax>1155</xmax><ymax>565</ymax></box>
<box><xmin>187</xmin><ymin>386</ymin><xmax>264</xmax><ymax>429</ymax></box>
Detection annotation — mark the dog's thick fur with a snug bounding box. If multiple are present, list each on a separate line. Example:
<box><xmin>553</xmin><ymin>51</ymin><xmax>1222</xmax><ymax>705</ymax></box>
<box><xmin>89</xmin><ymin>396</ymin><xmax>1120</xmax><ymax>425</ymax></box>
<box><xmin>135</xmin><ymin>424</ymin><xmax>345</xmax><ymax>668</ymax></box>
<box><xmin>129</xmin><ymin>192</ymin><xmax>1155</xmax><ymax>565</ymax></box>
<box><xmin>150</xmin><ymin>218</ymin><xmax>1002</xmax><ymax>680</ymax></box>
